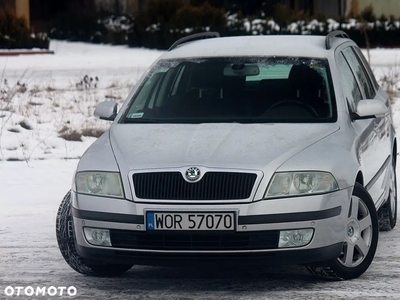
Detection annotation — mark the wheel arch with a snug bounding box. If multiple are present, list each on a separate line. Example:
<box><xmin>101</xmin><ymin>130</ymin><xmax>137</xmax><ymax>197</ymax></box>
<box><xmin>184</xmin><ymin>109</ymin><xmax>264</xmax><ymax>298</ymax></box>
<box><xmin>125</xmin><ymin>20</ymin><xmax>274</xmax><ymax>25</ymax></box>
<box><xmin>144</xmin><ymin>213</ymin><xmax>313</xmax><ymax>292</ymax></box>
<box><xmin>355</xmin><ymin>171</ymin><xmax>364</xmax><ymax>186</ymax></box>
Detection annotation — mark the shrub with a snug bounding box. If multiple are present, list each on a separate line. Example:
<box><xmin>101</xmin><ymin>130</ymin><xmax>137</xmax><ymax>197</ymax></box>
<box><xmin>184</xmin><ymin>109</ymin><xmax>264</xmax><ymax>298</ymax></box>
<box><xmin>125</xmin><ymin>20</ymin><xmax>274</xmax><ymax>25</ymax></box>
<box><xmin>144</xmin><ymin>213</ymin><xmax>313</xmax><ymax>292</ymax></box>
<box><xmin>0</xmin><ymin>8</ymin><xmax>49</xmax><ymax>49</ymax></box>
<box><xmin>49</xmin><ymin>13</ymin><xmax>134</xmax><ymax>45</ymax></box>
<box><xmin>359</xmin><ymin>5</ymin><xmax>376</xmax><ymax>22</ymax></box>
<box><xmin>44</xmin><ymin>1</ymin><xmax>400</xmax><ymax>50</ymax></box>
<box><xmin>101</xmin><ymin>15</ymin><xmax>134</xmax><ymax>45</ymax></box>
<box><xmin>273</xmin><ymin>3</ymin><xmax>307</xmax><ymax>27</ymax></box>
<box><xmin>49</xmin><ymin>13</ymin><xmax>105</xmax><ymax>43</ymax></box>
<box><xmin>175</xmin><ymin>2</ymin><xmax>225</xmax><ymax>30</ymax></box>
<box><xmin>128</xmin><ymin>0</ymin><xmax>226</xmax><ymax>49</ymax></box>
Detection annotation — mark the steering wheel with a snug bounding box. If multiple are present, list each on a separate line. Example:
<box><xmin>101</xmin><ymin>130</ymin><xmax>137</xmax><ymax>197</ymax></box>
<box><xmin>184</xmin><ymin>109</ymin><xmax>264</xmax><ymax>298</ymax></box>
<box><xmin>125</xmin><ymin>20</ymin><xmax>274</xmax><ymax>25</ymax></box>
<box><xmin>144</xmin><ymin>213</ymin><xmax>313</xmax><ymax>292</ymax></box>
<box><xmin>265</xmin><ymin>100</ymin><xmax>319</xmax><ymax>118</ymax></box>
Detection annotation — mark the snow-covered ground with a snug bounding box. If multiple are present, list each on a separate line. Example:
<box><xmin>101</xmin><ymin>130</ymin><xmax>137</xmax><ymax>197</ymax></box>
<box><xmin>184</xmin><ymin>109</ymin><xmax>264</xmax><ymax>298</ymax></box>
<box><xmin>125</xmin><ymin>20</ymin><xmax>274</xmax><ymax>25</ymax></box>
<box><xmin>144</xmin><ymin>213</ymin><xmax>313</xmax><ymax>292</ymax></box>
<box><xmin>0</xmin><ymin>159</ymin><xmax>399</xmax><ymax>300</ymax></box>
<box><xmin>1</xmin><ymin>41</ymin><xmax>400</xmax><ymax>299</ymax></box>
<box><xmin>0</xmin><ymin>41</ymin><xmax>161</xmax><ymax>161</ymax></box>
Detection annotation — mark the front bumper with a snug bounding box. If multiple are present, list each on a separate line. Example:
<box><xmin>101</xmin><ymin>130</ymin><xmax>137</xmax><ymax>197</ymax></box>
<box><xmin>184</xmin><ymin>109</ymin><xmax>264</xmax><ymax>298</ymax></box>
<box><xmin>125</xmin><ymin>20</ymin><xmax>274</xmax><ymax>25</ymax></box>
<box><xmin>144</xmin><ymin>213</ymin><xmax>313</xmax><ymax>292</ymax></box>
<box><xmin>75</xmin><ymin>243</ymin><xmax>343</xmax><ymax>266</ymax></box>
<box><xmin>71</xmin><ymin>187</ymin><xmax>352</xmax><ymax>266</ymax></box>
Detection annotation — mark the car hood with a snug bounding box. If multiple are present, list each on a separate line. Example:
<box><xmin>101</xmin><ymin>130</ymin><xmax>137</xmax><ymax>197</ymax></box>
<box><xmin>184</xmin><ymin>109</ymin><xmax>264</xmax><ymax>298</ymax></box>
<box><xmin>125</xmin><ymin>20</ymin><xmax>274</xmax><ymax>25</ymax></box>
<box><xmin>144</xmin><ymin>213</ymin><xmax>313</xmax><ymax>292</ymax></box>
<box><xmin>109</xmin><ymin>123</ymin><xmax>340</xmax><ymax>171</ymax></box>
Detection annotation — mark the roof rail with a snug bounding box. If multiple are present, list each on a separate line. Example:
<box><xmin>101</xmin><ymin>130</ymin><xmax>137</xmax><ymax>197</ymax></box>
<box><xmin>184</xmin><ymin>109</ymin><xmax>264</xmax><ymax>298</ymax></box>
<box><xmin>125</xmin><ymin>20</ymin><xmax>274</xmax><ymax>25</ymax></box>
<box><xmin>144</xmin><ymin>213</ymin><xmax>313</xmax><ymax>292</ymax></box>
<box><xmin>168</xmin><ymin>32</ymin><xmax>220</xmax><ymax>51</ymax></box>
<box><xmin>325</xmin><ymin>30</ymin><xmax>350</xmax><ymax>50</ymax></box>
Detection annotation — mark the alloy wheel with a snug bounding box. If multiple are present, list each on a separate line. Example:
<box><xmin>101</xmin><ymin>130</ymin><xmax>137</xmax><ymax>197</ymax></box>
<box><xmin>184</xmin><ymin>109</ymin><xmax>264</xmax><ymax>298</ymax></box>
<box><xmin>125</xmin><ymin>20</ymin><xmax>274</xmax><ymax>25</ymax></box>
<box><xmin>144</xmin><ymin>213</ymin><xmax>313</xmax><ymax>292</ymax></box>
<box><xmin>338</xmin><ymin>196</ymin><xmax>372</xmax><ymax>268</ymax></box>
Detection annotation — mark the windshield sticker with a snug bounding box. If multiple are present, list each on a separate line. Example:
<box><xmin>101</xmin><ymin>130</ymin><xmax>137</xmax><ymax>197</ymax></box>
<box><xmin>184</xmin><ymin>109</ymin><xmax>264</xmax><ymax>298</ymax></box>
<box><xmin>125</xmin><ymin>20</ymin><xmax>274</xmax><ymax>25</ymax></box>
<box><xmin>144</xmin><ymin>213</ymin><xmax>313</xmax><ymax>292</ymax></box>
<box><xmin>128</xmin><ymin>112</ymin><xmax>144</xmax><ymax>118</ymax></box>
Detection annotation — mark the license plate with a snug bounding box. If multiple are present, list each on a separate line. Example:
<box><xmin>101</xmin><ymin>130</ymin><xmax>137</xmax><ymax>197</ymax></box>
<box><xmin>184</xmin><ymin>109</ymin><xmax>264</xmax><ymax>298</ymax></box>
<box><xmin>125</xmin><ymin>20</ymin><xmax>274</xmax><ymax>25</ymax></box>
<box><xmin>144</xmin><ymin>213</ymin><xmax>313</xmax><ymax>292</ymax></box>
<box><xmin>146</xmin><ymin>212</ymin><xmax>235</xmax><ymax>231</ymax></box>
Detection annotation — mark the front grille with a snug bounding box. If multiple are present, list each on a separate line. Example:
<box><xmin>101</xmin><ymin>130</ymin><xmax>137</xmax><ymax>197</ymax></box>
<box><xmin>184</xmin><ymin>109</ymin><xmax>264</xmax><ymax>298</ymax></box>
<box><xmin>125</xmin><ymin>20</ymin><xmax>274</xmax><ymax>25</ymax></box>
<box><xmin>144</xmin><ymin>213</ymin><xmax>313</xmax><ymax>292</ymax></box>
<box><xmin>133</xmin><ymin>172</ymin><xmax>257</xmax><ymax>200</ymax></box>
<box><xmin>110</xmin><ymin>230</ymin><xmax>279</xmax><ymax>251</ymax></box>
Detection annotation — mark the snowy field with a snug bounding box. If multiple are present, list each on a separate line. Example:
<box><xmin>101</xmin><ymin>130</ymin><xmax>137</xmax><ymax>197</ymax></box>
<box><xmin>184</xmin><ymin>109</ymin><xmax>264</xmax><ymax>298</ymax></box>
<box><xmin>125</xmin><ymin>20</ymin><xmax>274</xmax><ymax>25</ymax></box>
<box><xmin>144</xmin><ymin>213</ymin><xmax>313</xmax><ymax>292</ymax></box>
<box><xmin>0</xmin><ymin>41</ymin><xmax>400</xmax><ymax>299</ymax></box>
<box><xmin>0</xmin><ymin>41</ymin><xmax>161</xmax><ymax>162</ymax></box>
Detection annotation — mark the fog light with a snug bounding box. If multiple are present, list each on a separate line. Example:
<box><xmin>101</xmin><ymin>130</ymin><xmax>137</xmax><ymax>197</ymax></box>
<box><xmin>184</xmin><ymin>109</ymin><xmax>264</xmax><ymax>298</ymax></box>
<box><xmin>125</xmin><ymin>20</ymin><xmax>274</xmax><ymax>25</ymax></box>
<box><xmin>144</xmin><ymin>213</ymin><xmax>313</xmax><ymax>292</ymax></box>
<box><xmin>83</xmin><ymin>227</ymin><xmax>112</xmax><ymax>246</ymax></box>
<box><xmin>278</xmin><ymin>229</ymin><xmax>314</xmax><ymax>248</ymax></box>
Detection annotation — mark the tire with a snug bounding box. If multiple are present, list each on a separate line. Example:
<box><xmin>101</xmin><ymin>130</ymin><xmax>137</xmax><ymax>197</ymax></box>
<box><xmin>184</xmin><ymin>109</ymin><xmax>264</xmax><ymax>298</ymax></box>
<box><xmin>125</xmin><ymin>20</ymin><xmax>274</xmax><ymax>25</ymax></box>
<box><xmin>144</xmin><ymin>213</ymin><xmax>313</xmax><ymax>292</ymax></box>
<box><xmin>306</xmin><ymin>183</ymin><xmax>379</xmax><ymax>280</ymax></box>
<box><xmin>56</xmin><ymin>191</ymin><xmax>133</xmax><ymax>277</ymax></box>
<box><xmin>378</xmin><ymin>157</ymin><xmax>397</xmax><ymax>231</ymax></box>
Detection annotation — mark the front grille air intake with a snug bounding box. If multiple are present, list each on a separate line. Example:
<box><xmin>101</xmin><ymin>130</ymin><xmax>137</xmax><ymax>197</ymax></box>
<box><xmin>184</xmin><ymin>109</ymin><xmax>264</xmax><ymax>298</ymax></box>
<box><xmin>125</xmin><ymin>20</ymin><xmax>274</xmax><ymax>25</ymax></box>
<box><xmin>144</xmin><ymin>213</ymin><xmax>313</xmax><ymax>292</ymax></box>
<box><xmin>133</xmin><ymin>172</ymin><xmax>257</xmax><ymax>200</ymax></box>
<box><xmin>110</xmin><ymin>229</ymin><xmax>279</xmax><ymax>251</ymax></box>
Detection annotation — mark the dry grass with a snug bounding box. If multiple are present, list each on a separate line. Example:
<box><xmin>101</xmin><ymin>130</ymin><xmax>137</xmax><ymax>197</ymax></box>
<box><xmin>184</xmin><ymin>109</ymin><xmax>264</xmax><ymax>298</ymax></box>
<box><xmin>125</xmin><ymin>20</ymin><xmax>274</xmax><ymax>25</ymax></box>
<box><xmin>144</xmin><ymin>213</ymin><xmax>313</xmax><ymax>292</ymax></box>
<box><xmin>58</xmin><ymin>125</ymin><xmax>69</xmax><ymax>134</ymax></box>
<box><xmin>380</xmin><ymin>65</ymin><xmax>400</xmax><ymax>99</ymax></box>
<box><xmin>0</xmin><ymin>73</ymin><xmax>129</xmax><ymax>161</ymax></box>
<box><xmin>17</xmin><ymin>83</ymin><xmax>27</xmax><ymax>93</ymax></box>
<box><xmin>29</xmin><ymin>85</ymin><xmax>41</xmax><ymax>95</ymax></box>
<box><xmin>45</xmin><ymin>86</ymin><xmax>56</xmax><ymax>92</ymax></box>
<box><xmin>58</xmin><ymin>125</ymin><xmax>105</xmax><ymax>141</ymax></box>
<box><xmin>27</xmin><ymin>101</ymin><xmax>43</xmax><ymax>106</ymax></box>
<box><xmin>59</xmin><ymin>130</ymin><xmax>83</xmax><ymax>142</ymax></box>
<box><xmin>58</xmin><ymin>126</ymin><xmax>83</xmax><ymax>142</ymax></box>
<box><xmin>81</xmin><ymin>127</ymin><xmax>105</xmax><ymax>138</ymax></box>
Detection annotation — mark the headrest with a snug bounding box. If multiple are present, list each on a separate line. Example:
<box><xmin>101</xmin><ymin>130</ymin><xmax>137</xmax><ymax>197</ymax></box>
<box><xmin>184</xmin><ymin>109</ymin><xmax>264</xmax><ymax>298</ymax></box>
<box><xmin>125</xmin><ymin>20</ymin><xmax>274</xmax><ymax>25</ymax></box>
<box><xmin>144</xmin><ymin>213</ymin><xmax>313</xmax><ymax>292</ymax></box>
<box><xmin>191</xmin><ymin>64</ymin><xmax>225</xmax><ymax>88</ymax></box>
<box><xmin>288</xmin><ymin>64</ymin><xmax>323</xmax><ymax>95</ymax></box>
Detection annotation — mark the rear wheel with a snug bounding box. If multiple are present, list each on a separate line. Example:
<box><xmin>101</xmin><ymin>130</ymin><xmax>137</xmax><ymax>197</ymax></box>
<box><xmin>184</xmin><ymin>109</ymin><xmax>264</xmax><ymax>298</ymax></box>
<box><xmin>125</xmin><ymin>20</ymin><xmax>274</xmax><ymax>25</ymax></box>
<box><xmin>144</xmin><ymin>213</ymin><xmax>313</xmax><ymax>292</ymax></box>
<box><xmin>306</xmin><ymin>183</ymin><xmax>378</xmax><ymax>280</ymax></box>
<box><xmin>56</xmin><ymin>191</ymin><xmax>133</xmax><ymax>277</ymax></box>
<box><xmin>378</xmin><ymin>157</ymin><xmax>397</xmax><ymax>231</ymax></box>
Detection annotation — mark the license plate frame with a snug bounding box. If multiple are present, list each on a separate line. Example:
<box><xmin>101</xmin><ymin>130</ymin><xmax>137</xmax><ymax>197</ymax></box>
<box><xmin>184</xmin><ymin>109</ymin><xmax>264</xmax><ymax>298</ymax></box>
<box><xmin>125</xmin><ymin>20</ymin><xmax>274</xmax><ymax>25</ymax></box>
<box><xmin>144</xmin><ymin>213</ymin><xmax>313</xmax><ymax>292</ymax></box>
<box><xmin>146</xmin><ymin>211</ymin><xmax>236</xmax><ymax>231</ymax></box>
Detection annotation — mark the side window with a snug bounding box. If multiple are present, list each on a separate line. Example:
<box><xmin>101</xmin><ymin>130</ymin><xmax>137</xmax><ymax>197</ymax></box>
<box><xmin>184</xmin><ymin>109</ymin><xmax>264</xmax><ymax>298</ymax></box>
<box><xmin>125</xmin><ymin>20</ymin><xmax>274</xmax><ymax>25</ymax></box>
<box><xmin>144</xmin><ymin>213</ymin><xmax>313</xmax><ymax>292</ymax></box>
<box><xmin>343</xmin><ymin>47</ymin><xmax>375</xmax><ymax>99</ymax></box>
<box><xmin>352</xmin><ymin>46</ymin><xmax>379</xmax><ymax>90</ymax></box>
<box><xmin>337</xmin><ymin>53</ymin><xmax>362</xmax><ymax>111</ymax></box>
<box><xmin>169</xmin><ymin>65</ymin><xmax>186</xmax><ymax>96</ymax></box>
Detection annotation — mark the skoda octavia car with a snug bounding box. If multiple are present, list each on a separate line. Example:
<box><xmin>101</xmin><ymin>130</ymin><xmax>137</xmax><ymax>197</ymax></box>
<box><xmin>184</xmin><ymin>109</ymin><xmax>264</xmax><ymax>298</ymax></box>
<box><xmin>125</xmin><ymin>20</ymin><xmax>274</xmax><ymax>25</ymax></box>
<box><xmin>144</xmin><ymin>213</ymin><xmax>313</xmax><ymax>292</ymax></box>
<box><xmin>56</xmin><ymin>31</ymin><xmax>397</xmax><ymax>280</ymax></box>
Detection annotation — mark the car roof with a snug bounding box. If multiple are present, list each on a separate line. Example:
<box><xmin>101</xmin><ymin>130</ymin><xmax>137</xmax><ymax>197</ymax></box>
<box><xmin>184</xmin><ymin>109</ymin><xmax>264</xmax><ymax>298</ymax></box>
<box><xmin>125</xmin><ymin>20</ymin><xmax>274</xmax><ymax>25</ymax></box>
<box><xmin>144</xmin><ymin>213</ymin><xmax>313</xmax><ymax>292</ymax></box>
<box><xmin>161</xmin><ymin>35</ymin><xmax>351</xmax><ymax>60</ymax></box>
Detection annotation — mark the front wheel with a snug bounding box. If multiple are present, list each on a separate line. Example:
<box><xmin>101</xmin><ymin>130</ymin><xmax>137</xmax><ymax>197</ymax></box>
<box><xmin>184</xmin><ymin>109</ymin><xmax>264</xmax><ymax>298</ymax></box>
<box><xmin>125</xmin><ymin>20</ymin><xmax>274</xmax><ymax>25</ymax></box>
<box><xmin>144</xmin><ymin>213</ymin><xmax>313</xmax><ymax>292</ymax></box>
<box><xmin>306</xmin><ymin>183</ymin><xmax>379</xmax><ymax>280</ymax></box>
<box><xmin>56</xmin><ymin>191</ymin><xmax>133</xmax><ymax>277</ymax></box>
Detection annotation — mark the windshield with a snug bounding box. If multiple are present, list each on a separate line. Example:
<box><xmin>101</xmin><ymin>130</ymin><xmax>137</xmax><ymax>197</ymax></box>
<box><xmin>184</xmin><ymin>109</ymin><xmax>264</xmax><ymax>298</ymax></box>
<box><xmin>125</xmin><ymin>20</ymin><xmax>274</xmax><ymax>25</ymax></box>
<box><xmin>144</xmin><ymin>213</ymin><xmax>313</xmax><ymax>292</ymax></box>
<box><xmin>122</xmin><ymin>57</ymin><xmax>336</xmax><ymax>123</ymax></box>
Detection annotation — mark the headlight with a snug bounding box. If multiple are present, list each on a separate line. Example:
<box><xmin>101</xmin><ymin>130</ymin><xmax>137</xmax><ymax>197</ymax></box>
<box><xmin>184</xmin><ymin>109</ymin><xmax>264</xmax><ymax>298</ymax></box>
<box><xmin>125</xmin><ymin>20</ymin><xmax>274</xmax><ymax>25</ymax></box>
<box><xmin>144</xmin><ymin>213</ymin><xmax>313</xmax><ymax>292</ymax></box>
<box><xmin>264</xmin><ymin>171</ymin><xmax>339</xmax><ymax>199</ymax></box>
<box><xmin>75</xmin><ymin>171</ymin><xmax>124</xmax><ymax>198</ymax></box>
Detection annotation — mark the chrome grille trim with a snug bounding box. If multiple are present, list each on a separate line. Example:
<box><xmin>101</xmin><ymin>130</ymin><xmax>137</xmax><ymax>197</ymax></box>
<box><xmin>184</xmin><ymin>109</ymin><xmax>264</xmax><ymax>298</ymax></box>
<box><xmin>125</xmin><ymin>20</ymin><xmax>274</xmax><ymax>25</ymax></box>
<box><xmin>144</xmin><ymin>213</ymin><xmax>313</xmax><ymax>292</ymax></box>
<box><xmin>133</xmin><ymin>171</ymin><xmax>257</xmax><ymax>200</ymax></box>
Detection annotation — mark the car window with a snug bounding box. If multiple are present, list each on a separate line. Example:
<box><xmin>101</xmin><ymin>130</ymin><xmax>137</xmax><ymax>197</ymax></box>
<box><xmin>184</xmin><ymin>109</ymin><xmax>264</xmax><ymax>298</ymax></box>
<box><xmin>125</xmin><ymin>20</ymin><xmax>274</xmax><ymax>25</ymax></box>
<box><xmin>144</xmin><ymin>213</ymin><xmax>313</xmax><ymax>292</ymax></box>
<box><xmin>343</xmin><ymin>47</ymin><xmax>375</xmax><ymax>99</ymax></box>
<box><xmin>130</xmin><ymin>72</ymin><xmax>163</xmax><ymax>112</ymax></box>
<box><xmin>123</xmin><ymin>57</ymin><xmax>336</xmax><ymax>123</ymax></box>
<box><xmin>337</xmin><ymin>53</ymin><xmax>362</xmax><ymax>112</ymax></box>
<box><xmin>352</xmin><ymin>46</ymin><xmax>379</xmax><ymax>90</ymax></box>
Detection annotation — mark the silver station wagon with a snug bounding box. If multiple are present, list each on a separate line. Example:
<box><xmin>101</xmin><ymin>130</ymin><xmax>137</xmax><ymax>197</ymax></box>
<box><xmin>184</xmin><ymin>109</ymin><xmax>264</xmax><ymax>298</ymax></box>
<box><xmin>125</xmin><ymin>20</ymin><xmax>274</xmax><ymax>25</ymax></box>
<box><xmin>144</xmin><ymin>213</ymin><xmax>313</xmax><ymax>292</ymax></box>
<box><xmin>56</xmin><ymin>31</ymin><xmax>397</xmax><ymax>280</ymax></box>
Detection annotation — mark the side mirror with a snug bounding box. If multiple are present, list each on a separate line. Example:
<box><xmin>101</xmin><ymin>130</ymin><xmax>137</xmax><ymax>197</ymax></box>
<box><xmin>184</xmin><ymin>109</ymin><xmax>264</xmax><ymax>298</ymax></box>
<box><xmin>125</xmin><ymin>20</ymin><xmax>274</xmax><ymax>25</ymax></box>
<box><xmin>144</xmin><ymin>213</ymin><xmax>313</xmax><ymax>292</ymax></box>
<box><xmin>94</xmin><ymin>101</ymin><xmax>118</xmax><ymax>121</ymax></box>
<box><xmin>353</xmin><ymin>100</ymin><xmax>388</xmax><ymax>120</ymax></box>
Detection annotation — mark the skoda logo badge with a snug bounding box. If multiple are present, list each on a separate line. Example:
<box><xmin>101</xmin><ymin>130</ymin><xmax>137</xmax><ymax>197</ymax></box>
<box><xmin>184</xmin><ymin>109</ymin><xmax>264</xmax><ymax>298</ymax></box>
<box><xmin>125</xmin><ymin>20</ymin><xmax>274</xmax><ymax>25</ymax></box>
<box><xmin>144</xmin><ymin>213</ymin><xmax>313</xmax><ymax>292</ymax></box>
<box><xmin>185</xmin><ymin>167</ymin><xmax>201</xmax><ymax>181</ymax></box>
